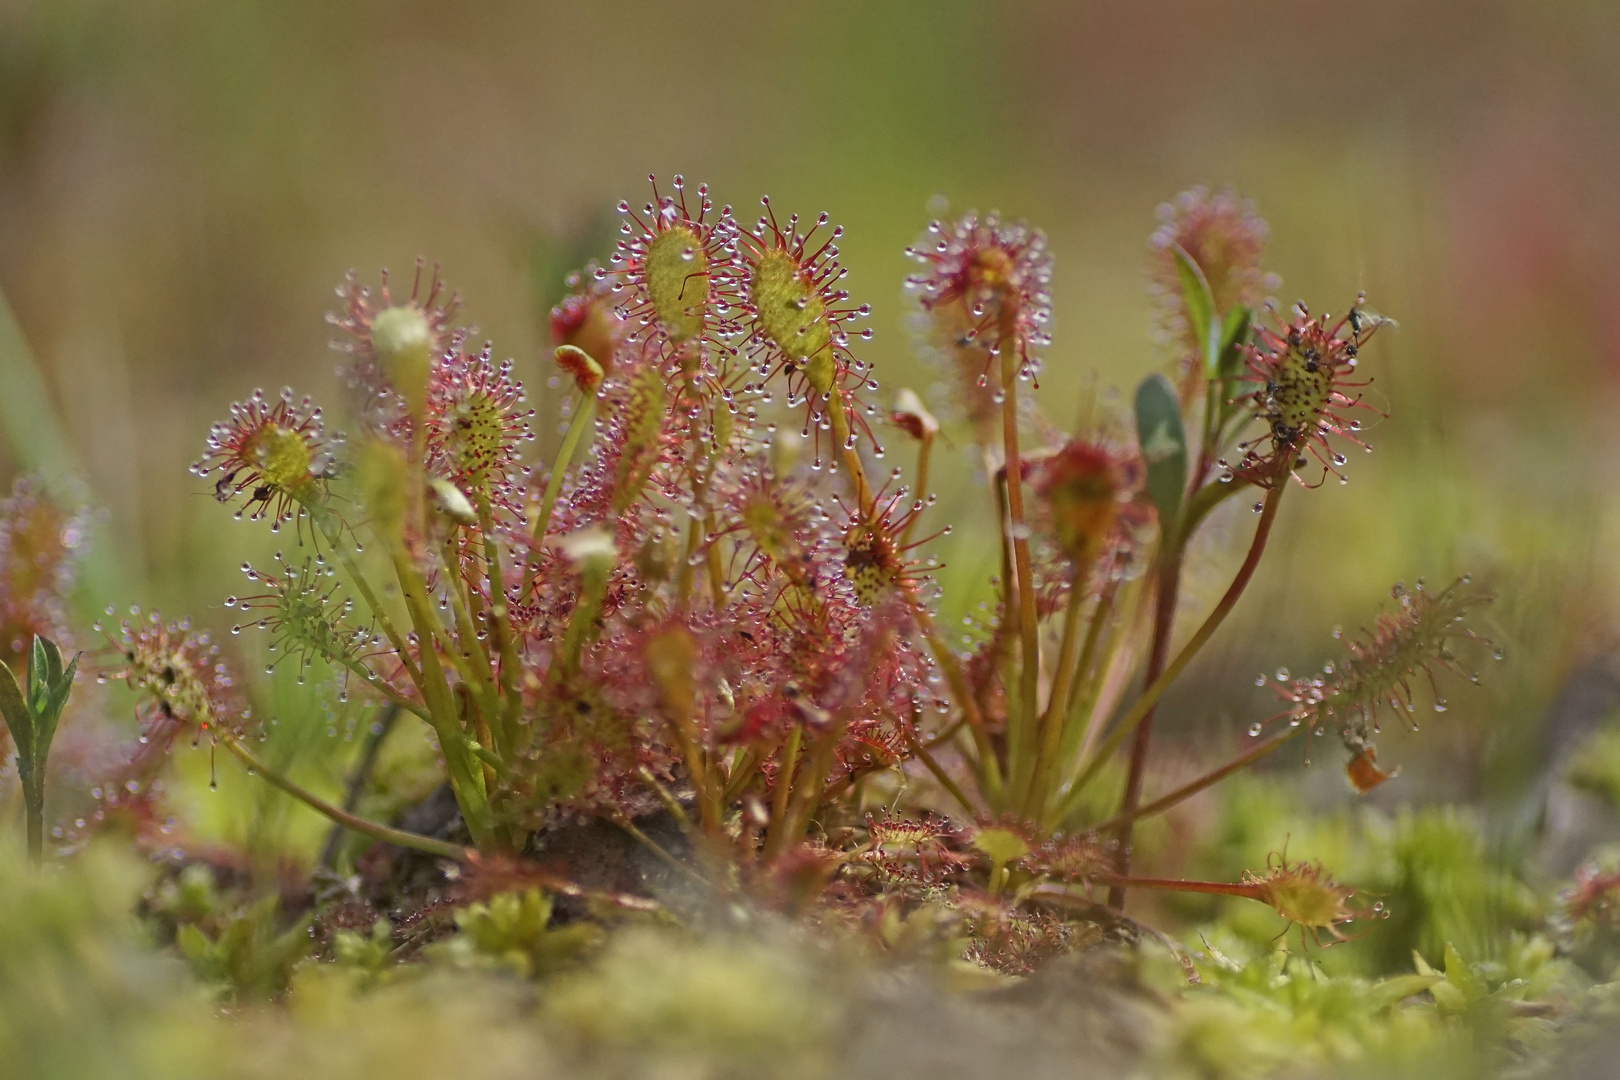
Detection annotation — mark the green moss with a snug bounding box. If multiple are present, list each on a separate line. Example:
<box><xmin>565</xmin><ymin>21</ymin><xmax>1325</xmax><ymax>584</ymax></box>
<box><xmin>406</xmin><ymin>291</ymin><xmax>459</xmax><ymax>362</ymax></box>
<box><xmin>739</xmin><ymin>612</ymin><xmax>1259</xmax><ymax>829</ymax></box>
<box><xmin>544</xmin><ymin>928</ymin><xmax>836</xmax><ymax>1074</ymax></box>
<box><xmin>434</xmin><ymin>889</ymin><xmax>603</xmax><ymax>979</ymax></box>
<box><xmin>1569</xmin><ymin>725</ymin><xmax>1620</xmax><ymax>809</ymax></box>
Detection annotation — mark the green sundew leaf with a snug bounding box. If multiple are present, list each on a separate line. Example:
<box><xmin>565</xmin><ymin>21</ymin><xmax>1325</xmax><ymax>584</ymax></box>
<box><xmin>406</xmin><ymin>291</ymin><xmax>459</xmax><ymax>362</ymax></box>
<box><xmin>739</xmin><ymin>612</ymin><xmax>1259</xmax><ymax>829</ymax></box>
<box><xmin>1213</xmin><ymin>307</ymin><xmax>1254</xmax><ymax>432</ymax></box>
<box><xmin>0</xmin><ymin>657</ymin><xmax>33</xmax><ymax>765</ymax></box>
<box><xmin>1217</xmin><ymin>305</ymin><xmax>1252</xmax><ymax>380</ymax></box>
<box><xmin>1170</xmin><ymin>244</ymin><xmax>1216</xmax><ymax>376</ymax></box>
<box><xmin>970</xmin><ymin>828</ymin><xmax>1030</xmax><ymax>865</ymax></box>
<box><xmin>1134</xmin><ymin>374</ymin><xmax>1188</xmax><ymax>533</ymax></box>
<box><xmin>1365</xmin><ymin>973</ymin><xmax>1443</xmax><ymax>1012</ymax></box>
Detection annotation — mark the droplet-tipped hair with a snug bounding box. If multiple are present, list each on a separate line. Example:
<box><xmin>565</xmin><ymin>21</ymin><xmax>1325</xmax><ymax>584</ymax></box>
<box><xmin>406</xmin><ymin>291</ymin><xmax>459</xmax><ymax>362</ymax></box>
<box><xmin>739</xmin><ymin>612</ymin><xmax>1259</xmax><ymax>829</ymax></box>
<box><xmin>191</xmin><ymin>387</ymin><xmax>340</xmax><ymax>530</ymax></box>
<box><xmin>328</xmin><ymin>260</ymin><xmax>462</xmax><ymax>428</ymax></box>
<box><xmin>1225</xmin><ymin>298</ymin><xmax>1387</xmax><ymax>488</ymax></box>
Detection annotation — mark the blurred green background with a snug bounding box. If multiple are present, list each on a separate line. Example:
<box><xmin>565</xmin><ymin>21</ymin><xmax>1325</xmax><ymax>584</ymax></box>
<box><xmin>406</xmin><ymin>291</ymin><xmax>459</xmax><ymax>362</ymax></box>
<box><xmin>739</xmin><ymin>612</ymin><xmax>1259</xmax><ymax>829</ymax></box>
<box><xmin>3</xmin><ymin>0</ymin><xmax>1619</xmax><ymax>866</ymax></box>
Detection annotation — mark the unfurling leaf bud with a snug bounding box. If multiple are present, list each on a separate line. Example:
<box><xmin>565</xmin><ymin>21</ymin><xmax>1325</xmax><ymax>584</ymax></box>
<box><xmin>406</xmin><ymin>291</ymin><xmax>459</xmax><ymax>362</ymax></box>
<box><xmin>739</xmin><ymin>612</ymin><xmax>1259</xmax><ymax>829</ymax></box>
<box><xmin>428</xmin><ymin>477</ymin><xmax>478</xmax><ymax>525</ymax></box>
<box><xmin>370</xmin><ymin>306</ymin><xmax>434</xmax><ymax>414</ymax></box>
<box><xmin>1344</xmin><ymin>745</ymin><xmax>1398</xmax><ymax>793</ymax></box>
<box><xmin>558</xmin><ymin>525</ymin><xmax>618</xmax><ymax>587</ymax></box>
<box><xmin>1031</xmin><ymin>440</ymin><xmax>1141</xmax><ymax>565</ymax></box>
<box><xmin>550</xmin><ymin>268</ymin><xmax>618</xmax><ymax>378</ymax></box>
<box><xmin>890</xmin><ymin>388</ymin><xmax>939</xmax><ymax>441</ymax></box>
<box><xmin>553</xmin><ymin>344</ymin><xmax>604</xmax><ymax>394</ymax></box>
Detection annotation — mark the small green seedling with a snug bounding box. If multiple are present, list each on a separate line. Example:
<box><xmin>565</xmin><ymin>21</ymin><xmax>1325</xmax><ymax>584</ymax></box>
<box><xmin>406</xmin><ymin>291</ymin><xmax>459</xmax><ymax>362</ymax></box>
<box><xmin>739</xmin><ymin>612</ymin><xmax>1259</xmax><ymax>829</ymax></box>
<box><xmin>0</xmin><ymin>635</ymin><xmax>79</xmax><ymax>863</ymax></box>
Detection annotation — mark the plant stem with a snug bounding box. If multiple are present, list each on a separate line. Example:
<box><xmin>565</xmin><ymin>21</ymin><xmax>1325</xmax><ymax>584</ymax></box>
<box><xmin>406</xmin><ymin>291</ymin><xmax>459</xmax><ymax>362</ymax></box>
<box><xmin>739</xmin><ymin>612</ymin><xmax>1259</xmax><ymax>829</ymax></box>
<box><xmin>219</xmin><ymin>729</ymin><xmax>468</xmax><ymax>861</ymax></box>
<box><xmin>319</xmin><ymin>703</ymin><xmax>400</xmax><ymax>870</ymax></box>
<box><xmin>765</xmin><ymin>725</ymin><xmax>803</xmax><ymax>856</ymax></box>
<box><xmin>438</xmin><ymin>538</ymin><xmax>504</xmax><ymax>752</ymax></box>
<box><xmin>1087</xmin><ymin>872</ymin><xmax>1263</xmax><ymax>901</ymax></box>
<box><xmin>720</xmin><ymin>748</ymin><xmax>761</xmax><ymax>806</ymax></box>
<box><xmin>1062</xmin><ymin>577</ymin><xmax>1119</xmax><ymax>727</ymax></box>
<box><xmin>777</xmin><ymin>720</ymin><xmax>845</xmax><ymax>849</ymax></box>
<box><xmin>635</xmin><ymin>765</ymin><xmax>695</xmax><ymax>832</ymax></box>
<box><xmin>317</xmin><ymin>514</ymin><xmax>422</xmax><ymax>689</ymax></box>
<box><xmin>524</xmin><ymin>390</ymin><xmax>596</xmax><ymax>594</ymax></box>
<box><xmin>902</xmin><ymin>725</ymin><xmax>977</xmax><ymax>815</ymax></box>
<box><xmin>475</xmin><ymin>492</ymin><xmax>524</xmax><ymax>749</ymax></box>
<box><xmin>1090</xmin><ymin>730</ymin><xmax>1294</xmax><ymax>834</ymax></box>
<box><xmin>996</xmin><ymin>309</ymin><xmax>1041</xmax><ymax>813</ymax></box>
<box><xmin>1053</xmin><ymin>478</ymin><xmax>1287</xmax><ymax>827</ymax></box>
<box><xmin>392</xmin><ymin>550</ymin><xmax>496</xmax><ymax>849</ymax></box>
<box><xmin>827</xmin><ymin>394</ymin><xmax>874</xmax><ymax>512</ymax></box>
<box><xmin>24</xmin><ymin>782</ymin><xmax>42</xmax><ymax>866</ymax></box>
<box><xmin>1108</xmin><ymin>543</ymin><xmax>1184</xmax><ymax>907</ymax></box>
<box><xmin>899</xmin><ymin>430</ymin><xmax>934</xmax><ymax>549</ymax></box>
<box><xmin>1024</xmin><ymin>567</ymin><xmax>1094</xmax><ymax>822</ymax></box>
<box><xmin>910</xmin><ymin>602</ymin><xmax>1004</xmax><ymax>807</ymax></box>
<box><xmin>333</xmin><ymin>655</ymin><xmax>429</xmax><ymax>722</ymax></box>
<box><xmin>613</xmin><ymin>817</ymin><xmax>710</xmax><ymax>890</ymax></box>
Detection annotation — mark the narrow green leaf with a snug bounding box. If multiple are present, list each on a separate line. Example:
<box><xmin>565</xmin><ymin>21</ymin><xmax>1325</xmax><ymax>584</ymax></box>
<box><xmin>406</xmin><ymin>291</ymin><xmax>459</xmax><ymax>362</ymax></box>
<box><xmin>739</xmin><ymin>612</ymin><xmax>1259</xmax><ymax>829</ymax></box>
<box><xmin>1429</xmin><ymin>979</ymin><xmax>1469</xmax><ymax>1014</ymax></box>
<box><xmin>1217</xmin><ymin>305</ymin><xmax>1252</xmax><ymax>380</ymax></box>
<box><xmin>175</xmin><ymin>923</ymin><xmax>213</xmax><ymax>965</ymax></box>
<box><xmin>1215</xmin><ymin>307</ymin><xmax>1255</xmax><ymax>429</ymax></box>
<box><xmin>43</xmin><ymin>636</ymin><xmax>64</xmax><ymax>688</ymax></box>
<box><xmin>0</xmin><ymin>658</ymin><xmax>32</xmax><ymax>764</ymax></box>
<box><xmin>1365</xmin><ymin>973</ymin><xmax>1443</xmax><ymax>1012</ymax></box>
<box><xmin>1169</xmin><ymin>244</ymin><xmax>1216</xmax><ymax>376</ymax></box>
<box><xmin>35</xmin><ymin>651</ymin><xmax>79</xmax><ymax>768</ymax></box>
<box><xmin>27</xmin><ymin>637</ymin><xmax>65</xmax><ymax>715</ymax></box>
<box><xmin>1443</xmin><ymin>942</ymin><xmax>1488</xmax><ymax>1001</ymax></box>
<box><xmin>1134</xmin><ymin>374</ymin><xmax>1189</xmax><ymax>534</ymax></box>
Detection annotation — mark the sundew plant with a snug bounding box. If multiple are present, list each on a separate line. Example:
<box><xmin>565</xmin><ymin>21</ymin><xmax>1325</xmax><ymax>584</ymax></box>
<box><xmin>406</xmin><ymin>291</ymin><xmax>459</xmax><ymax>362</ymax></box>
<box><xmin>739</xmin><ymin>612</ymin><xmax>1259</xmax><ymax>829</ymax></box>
<box><xmin>7</xmin><ymin>179</ymin><xmax>1503</xmax><ymax>971</ymax></box>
